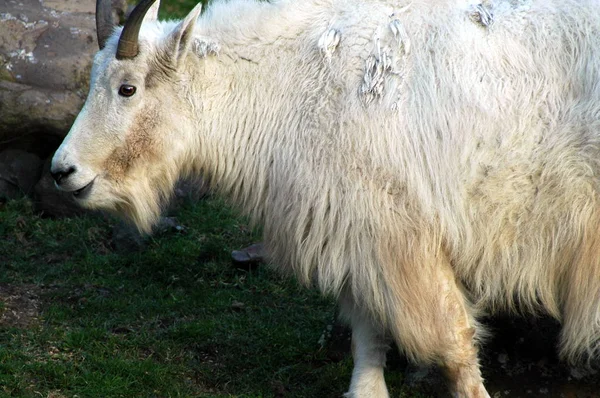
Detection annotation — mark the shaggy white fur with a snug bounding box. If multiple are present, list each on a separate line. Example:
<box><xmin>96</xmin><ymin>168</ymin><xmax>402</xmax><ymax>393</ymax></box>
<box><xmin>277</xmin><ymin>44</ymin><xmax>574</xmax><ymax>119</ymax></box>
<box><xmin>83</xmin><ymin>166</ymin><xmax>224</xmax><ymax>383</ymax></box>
<box><xmin>52</xmin><ymin>0</ymin><xmax>600</xmax><ymax>396</ymax></box>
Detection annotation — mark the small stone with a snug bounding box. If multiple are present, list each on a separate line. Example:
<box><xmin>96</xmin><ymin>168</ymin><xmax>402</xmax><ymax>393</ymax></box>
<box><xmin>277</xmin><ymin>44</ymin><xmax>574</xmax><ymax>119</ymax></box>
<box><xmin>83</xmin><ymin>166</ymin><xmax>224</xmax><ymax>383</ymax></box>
<box><xmin>231</xmin><ymin>242</ymin><xmax>266</xmax><ymax>270</ymax></box>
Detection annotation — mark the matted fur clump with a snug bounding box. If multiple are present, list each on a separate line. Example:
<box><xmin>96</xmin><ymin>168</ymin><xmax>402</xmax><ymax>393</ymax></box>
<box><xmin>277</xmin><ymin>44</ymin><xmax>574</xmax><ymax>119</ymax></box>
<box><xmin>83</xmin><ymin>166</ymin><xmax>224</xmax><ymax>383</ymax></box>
<box><xmin>51</xmin><ymin>0</ymin><xmax>600</xmax><ymax>396</ymax></box>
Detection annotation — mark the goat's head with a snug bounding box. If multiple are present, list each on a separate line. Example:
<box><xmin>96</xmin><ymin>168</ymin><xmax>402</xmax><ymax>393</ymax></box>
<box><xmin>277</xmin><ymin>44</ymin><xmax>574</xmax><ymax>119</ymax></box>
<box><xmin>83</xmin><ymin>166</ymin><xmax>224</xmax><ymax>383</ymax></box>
<box><xmin>51</xmin><ymin>0</ymin><xmax>203</xmax><ymax>233</ymax></box>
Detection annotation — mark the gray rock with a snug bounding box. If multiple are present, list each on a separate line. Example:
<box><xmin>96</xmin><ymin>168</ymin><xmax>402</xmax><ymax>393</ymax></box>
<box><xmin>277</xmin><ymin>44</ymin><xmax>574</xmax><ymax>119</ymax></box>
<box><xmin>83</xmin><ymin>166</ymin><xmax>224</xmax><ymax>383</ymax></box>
<box><xmin>231</xmin><ymin>242</ymin><xmax>266</xmax><ymax>270</ymax></box>
<box><xmin>0</xmin><ymin>0</ymin><xmax>127</xmax><ymax>144</ymax></box>
<box><xmin>0</xmin><ymin>149</ymin><xmax>43</xmax><ymax>199</ymax></box>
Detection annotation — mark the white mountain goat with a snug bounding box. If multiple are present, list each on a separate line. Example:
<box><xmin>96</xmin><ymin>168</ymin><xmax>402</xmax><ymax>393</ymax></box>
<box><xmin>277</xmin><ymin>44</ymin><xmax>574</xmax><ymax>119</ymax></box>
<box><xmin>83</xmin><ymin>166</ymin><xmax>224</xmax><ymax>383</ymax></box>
<box><xmin>51</xmin><ymin>0</ymin><xmax>600</xmax><ymax>396</ymax></box>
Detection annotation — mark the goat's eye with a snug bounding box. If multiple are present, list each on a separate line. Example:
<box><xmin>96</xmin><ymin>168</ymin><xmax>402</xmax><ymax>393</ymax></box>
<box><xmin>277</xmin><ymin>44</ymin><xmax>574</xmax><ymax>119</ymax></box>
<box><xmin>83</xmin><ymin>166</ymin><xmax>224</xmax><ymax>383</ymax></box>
<box><xmin>118</xmin><ymin>84</ymin><xmax>136</xmax><ymax>97</ymax></box>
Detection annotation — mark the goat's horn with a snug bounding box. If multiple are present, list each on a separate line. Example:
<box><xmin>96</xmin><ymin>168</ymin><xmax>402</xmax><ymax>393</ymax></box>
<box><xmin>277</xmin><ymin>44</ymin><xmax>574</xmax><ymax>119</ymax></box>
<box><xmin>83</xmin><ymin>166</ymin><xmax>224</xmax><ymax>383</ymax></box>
<box><xmin>96</xmin><ymin>0</ymin><xmax>116</xmax><ymax>49</ymax></box>
<box><xmin>116</xmin><ymin>0</ymin><xmax>158</xmax><ymax>60</ymax></box>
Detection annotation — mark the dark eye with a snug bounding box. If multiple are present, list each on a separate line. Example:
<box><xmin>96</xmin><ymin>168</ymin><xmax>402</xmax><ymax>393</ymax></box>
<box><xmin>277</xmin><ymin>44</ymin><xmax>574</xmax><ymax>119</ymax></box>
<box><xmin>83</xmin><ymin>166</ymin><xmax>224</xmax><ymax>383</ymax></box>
<box><xmin>118</xmin><ymin>84</ymin><xmax>136</xmax><ymax>97</ymax></box>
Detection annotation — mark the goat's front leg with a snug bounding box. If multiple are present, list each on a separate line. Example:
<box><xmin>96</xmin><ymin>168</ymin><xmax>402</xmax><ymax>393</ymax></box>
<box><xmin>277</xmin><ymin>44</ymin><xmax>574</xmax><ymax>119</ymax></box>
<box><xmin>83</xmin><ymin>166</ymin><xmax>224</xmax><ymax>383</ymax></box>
<box><xmin>342</xmin><ymin>305</ymin><xmax>391</xmax><ymax>398</ymax></box>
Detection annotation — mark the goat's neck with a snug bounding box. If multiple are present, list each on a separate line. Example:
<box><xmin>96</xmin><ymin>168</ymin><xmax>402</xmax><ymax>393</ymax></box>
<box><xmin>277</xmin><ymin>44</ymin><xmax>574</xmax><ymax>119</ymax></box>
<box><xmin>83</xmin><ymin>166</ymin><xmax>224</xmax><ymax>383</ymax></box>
<box><xmin>190</xmin><ymin>51</ymin><xmax>288</xmax><ymax>214</ymax></box>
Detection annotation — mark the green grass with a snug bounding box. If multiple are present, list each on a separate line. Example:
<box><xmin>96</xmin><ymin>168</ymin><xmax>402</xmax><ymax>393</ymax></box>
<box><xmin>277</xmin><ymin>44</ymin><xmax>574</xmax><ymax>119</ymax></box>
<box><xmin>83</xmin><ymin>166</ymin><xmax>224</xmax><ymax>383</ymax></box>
<box><xmin>0</xmin><ymin>196</ymin><xmax>432</xmax><ymax>397</ymax></box>
<box><xmin>0</xmin><ymin>197</ymin><xmax>325</xmax><ymax>397</ymax></box>
<box><xmin>160</xmin><ymin>0</ymin><xmax>208</xmax><ymax>19</ymax></box>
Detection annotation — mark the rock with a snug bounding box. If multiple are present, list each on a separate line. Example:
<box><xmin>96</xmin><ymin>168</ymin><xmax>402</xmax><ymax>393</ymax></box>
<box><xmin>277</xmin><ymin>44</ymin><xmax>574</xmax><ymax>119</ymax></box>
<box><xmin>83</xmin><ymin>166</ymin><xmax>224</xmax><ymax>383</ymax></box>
<box><xmin>0</xmin><ymin>149</ymin><xmax>43</xmax><ymax>199</ymax></box>
<box><xmin>231</xmin><ymin>242</ymin><xmax>267</xmax><ymax>270</ymax></box>
<box><xmin>0</xmin><ymin>0</ymin><xmax>128</xmax><ymax>150</ymax></box>
<box><xmin>33</xmin><ymin>156</ymin><xmax>87</xmax><ymax>217</ymax></box>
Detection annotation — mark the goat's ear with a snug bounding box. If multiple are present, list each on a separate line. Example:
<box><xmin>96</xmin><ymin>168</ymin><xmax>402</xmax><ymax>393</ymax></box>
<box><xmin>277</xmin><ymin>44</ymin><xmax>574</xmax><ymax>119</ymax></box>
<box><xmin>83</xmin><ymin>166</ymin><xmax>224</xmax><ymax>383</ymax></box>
<box><xmin>161</xmin><ymin>2</ymin><xmax>202</xmax><ymax>69</ymax></box>
<box><xmin>143</xmin><ymin>0</ymin><xmax>161</xmax><ymax>23</ymax></box>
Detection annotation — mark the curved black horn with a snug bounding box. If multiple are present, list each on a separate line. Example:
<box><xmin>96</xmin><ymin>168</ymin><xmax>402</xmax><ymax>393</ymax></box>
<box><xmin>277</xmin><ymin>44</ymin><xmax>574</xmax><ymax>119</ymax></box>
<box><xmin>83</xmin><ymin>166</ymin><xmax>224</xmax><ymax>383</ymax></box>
<box><xmin>96</xmin><ymin>0</ymin><xmax>116</xmax><ymax>49</ymax></box>
<box><xmin>116</xmin><ymin>0</ymin><xmax>158</xmax><ymax>60</ymax></box>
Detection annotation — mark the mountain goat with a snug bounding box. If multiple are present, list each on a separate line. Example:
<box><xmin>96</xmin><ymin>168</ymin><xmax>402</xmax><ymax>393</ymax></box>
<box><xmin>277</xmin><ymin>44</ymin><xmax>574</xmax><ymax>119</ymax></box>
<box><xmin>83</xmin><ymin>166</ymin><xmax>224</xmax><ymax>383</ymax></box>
<box><xmin>51</xmin><ymin>0</ymin><xmax>600</xmax><ymax>396</ymax></box>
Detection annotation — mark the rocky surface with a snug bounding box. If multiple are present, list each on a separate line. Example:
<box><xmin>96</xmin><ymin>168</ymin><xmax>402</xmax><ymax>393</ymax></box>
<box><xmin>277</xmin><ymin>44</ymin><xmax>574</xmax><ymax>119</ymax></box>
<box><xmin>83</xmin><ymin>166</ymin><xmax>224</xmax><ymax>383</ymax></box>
<box><xmin>0</xmin><ymin>0</ymin><xmax>126</xmax><ymax>146</ymax></box>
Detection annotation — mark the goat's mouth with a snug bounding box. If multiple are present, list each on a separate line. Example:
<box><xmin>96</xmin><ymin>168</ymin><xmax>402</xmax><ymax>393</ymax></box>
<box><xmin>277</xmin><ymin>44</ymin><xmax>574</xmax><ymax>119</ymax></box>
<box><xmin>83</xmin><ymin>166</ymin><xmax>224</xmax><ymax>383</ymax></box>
<box><xmin>71</xmin><ymin>179</ymin><xmax>95</xmax><ymax>200</ymax></box>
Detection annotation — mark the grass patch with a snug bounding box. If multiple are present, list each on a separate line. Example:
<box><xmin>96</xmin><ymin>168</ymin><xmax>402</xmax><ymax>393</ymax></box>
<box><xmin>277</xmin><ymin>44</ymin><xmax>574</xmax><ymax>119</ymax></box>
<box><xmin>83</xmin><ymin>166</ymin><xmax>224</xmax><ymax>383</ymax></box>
<box><xmin>160</xmin><ymin>0</ymin><xmax>209</xmax><ymax>19</ymax></box>
<box><xmin>0</xmin><ymin>196</ymin><xmax>432</xmax><ymax>397</ymax></box>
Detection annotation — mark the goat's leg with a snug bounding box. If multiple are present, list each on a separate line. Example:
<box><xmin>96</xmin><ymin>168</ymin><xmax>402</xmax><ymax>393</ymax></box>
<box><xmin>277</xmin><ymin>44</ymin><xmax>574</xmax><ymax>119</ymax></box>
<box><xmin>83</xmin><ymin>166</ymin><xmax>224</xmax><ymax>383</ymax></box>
<box><xmin>341</xmin><ymin>303</ymin><xmax>391</xmax><ymax>398</ymax></box>
<box><xmin>378</xmin><ymin>246</ymin><xmax>490</xmax><ymax>398</ymax></box>
<box><xmin>432</xmin><ymin>265</ymin><xmax>489</xmax><ymax>398</ymax></box>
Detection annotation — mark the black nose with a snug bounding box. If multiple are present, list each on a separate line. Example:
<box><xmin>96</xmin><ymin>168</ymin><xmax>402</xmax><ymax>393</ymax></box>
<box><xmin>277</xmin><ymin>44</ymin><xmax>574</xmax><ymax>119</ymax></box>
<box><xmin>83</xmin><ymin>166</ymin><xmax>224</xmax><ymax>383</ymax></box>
<box><xmin>50</xmin><ymin>166</ymin><xmax>76</xmax><ymax>184</ymax></box>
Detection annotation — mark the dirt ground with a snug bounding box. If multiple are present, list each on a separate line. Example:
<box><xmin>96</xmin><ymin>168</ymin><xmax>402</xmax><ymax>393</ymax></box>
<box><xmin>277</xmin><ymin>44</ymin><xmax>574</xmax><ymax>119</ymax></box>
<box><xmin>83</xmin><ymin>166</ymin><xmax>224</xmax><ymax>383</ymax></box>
<box><xmin>481</xmin><ymin>316</ymin><xmax>600</xmax><ymax>398</ymax></box>
<box><xmin>403</xmin><ymin>316</ymin><xmax>600</xmax><ymax>397</ymax></box>
<box><xmin>0</xmin><ymin>283</ymin><xmax>41</xmax><ymax>329</ymax></box>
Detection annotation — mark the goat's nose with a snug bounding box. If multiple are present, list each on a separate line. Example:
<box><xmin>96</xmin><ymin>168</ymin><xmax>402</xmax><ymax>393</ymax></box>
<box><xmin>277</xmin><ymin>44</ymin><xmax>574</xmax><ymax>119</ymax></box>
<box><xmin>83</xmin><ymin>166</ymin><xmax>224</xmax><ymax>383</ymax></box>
<box><xmin>50</xmin><ymin>166</ymin><xmax>76</xmax><ymax>184</ymax></box>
